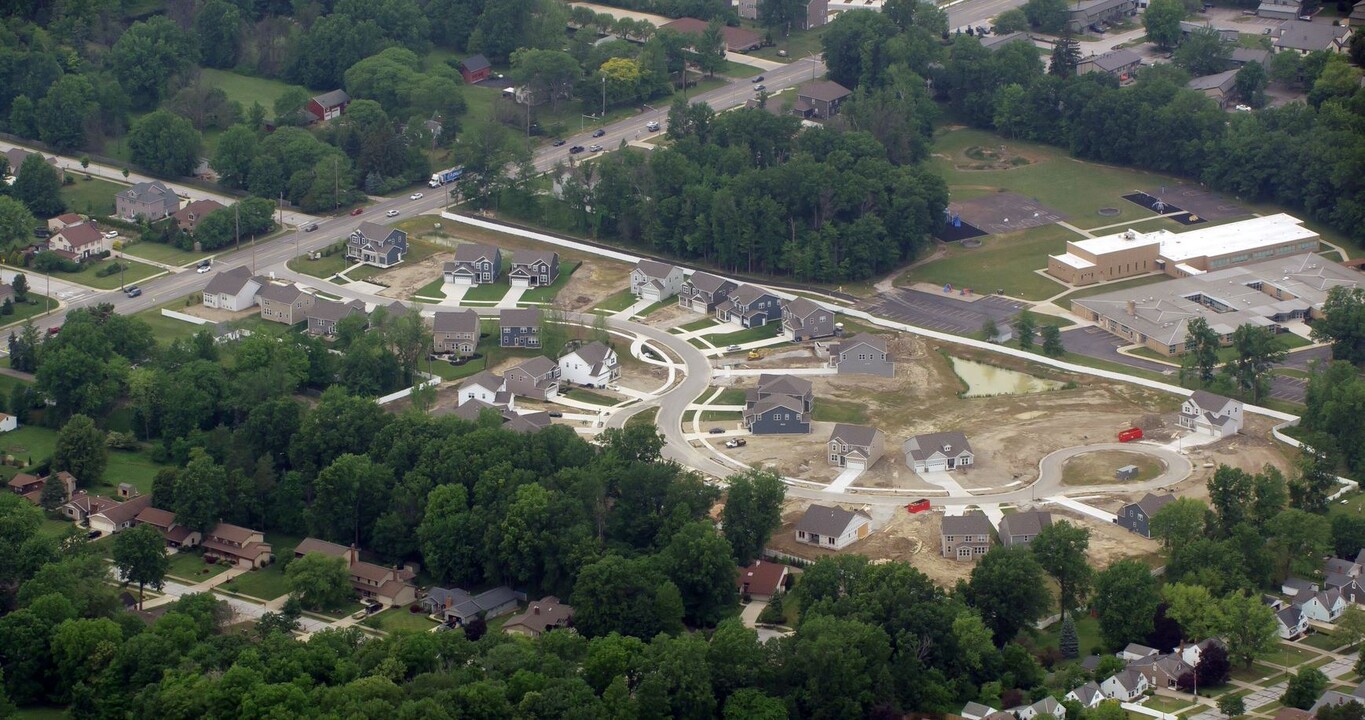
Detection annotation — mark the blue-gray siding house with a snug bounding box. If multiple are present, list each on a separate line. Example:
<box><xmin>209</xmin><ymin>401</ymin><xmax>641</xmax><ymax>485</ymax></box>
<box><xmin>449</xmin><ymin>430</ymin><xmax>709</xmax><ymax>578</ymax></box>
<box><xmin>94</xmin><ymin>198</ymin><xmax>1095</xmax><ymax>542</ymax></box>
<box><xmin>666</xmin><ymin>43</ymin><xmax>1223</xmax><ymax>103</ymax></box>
<box><xmin>500</xmin><ymin>308</ymin><xmax>541</xmax><ymax>349</ymax></box>
<box><xmin>1116</xmin><ymin>492</ymin><xmax>1175</xmax><ymax>538</ymax></box>
<box><xmin>743</xmin><ymin>374</ymin><xmax>814</xmax><ymax>434</ymax></box>
<box><xmin>716</xmin><ymin>284</ymin><xmax>783</xmax><ymax>328</ymax></box>
<box><xmin>347</xmin><ymin>222</ymin><xmax>409</xmax><ymax>268</ymax></box>
<box><xmin>828</xmin><ymin>333</ymin><xmax>894</xmax><ymax>377</ymax></box>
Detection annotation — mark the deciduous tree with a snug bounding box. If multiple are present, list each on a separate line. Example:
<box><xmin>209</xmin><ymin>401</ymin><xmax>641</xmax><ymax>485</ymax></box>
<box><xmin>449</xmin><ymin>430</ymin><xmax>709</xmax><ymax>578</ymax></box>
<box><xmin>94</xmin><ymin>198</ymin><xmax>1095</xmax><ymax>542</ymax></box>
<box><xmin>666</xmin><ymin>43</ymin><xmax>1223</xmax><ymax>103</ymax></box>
<box><xmin>1093</xmin><ymin>559</ymin><xmax>1159</xmax><ymax>650</ymax></box>
<box><xmin>11</xmin><ymin>155</ymin><xmax>64</xmax><ymax>219</ymax></box>
<box><xmin>1283</xmin><ymin>668</ymin><xmax>1328</xmax><ymax>709</ymax></box>
<box><xmin>1150</xmin><ymin>497</ymin><xmax>1208</xmax><ymax>549</ymax></box>
<box><xmin>1218</xmin><ymin>591</ymin><xmax>1278</xmax><ymax>669</ymax></box>
<box><xmin>721</xmin><ymin>469</ymin><xmax>785</xmax><ymax>565</ymax></box>
<box><xmin>966</xmin><ymin>545</ymin><xmax>1051</xmax><ymax>643</ymax></box>
<box><xmin>53</xmin><ymin>414</ymin><xmax>107</xmax><ymax>488</ymax></box>
<box><xmin>128</xmin><ymin>110</ymin><xmax>203</xmax><ymax>177</ymax></box>
<box><xmin>112</xmin><ymin>524</ymin><xmax>170</xmax><ymax>608</ymax></box>
<box><xmin>1031</xmin><ymin>520</ymin><xmax>1091</xmax><ymax>617</ymax></box>
<box><xmin>1144</xmin><ymin>0</ymin><xmax>1187</xmax><ymax>49</ymax></box>
<box><xmin>0</xmin><ymin>197</ymin><xmax>37</xmax><ymax>250</ymax></box>
<box><xmin>284</xmin><ymin>552</ymin><xmax>353</xmax><ymax>611</ymax></box>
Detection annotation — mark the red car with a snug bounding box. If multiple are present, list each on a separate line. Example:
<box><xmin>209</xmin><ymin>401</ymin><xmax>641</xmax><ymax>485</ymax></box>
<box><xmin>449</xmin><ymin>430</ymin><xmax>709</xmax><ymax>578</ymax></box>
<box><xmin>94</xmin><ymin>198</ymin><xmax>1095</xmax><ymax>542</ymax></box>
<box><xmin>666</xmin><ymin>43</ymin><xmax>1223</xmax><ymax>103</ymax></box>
<box><xmin>350</xmin><ymin>207</ymin><xmax>363</xmax><ymax>216</ymax></box>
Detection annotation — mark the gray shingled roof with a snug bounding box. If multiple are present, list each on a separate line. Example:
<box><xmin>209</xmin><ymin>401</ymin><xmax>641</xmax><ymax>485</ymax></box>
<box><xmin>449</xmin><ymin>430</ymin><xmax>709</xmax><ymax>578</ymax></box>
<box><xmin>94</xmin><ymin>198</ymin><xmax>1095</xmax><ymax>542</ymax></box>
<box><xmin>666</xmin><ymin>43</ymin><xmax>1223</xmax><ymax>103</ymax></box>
<box><xmin>312</xmin><ymin>89</ymin><xmax>350</xmax><ymax>108</ymax></box>
<box><xmin>460</xmin><ymin>371</ymin><xmax>503</xmax><ymax>392</ymax></box>
<box><xmin>687</xmin><ymin>271</ymin><xmax>732</xmax><ymax>294</ymax></box>
<box><xmin>829</xmin><ymin>423</ymin><xmax>880</xmax><ymax>449</ymax></box>
<box><xmin>795</xmin><ymin>504</ymin><xmax>870</xmax><ymax>537</ymax></box>
<box><xmin>941</xmin><ymin>512</ymin><xmax>993</xmax><ymax>537</ymax></box>
<box><xmin>256</xmin><ymin>283</ymin><xmax>305</xmax><ymax>304</ymax></box>
<box><xmin>433</xmin><ymin>309</ymin><xmax>479</xmax><ymax>334</ymax></box>
<box><xmin>1189</xmin><ymin>390</ymin><xmax>1235</xmax><ymax>414</ymax></box>
<box><xmin>1275</xmin><ymin>20</ymin><xmax>1348</xmax><ymax>52</ymax></box>
<box><xmin>999</xmin><ymin>510</ymin><xmax>1052</xmax><ymax>538</ymax></box>
<box><xmin>454</xmin><ymin>243</ymin><xmax>499</xmax><ymax>263</ymax></box>
<box><xmin>799</xmin><ymin>80</ymin><xmax>852</xmax><ymax>103</ymax></box>
<box><xmin>309</xmin><ymin>298</ymin><xmax>363</xmax><ymax>322</ymax></box>
<box><xmin>635</xmin><ymin>259</ymin><xmax>678</xmax><ymax>279</ymax></box>
<box><xmin>784</xmin><ymin>297</ymin><xmax>824</xmax><ymax>319</ymax></box>
<box><xmin>1134</xmin><ymin>492</ymin><xmax>1175</xmax><ymax>516</ymax></box>
<box><xmin>567</xmin><ymin>340</ymin><xmax>613</xmax><ymax>366</ymax></box>
<box><xmin>203</xmin><ymin>266</ymin><xmax>255</xmax><ymax>296</ymax></box>
<box><xmin>834</xmin><ymin>333</ymin><xmax>888</xmax><ymax>353</ymax></box>
<box><xmin>1088</xmin><ymin>49</ymin><xmax>1142</xmax><ymax>73</ymax></box>
<box><xmin>512</xmin><ymin>249</ymin><xmax>557</xmax><ymax>267</ymax></box>
<box><xmin>500</xmin><ymin>307</ymin><xmax>540</xmax><ymax>327</ymax></box>
<box><xmin>513</xmin><ymin>356</ymin><xmax>557</xmax><ymax>377</ymax></box>
<box><xmin>729</xmin><ymin>283</ymin><xmax>775</xmax><ymax>306</ymax></box>
<box><xmin>904</xmin><ymin>431</ymin><xmax>972</xmax><ymax>462</ymax></box>
<box><xmin>756</xmin><ymin>373</ymin><xmax>812</xmax><ymax>397</ymax></box>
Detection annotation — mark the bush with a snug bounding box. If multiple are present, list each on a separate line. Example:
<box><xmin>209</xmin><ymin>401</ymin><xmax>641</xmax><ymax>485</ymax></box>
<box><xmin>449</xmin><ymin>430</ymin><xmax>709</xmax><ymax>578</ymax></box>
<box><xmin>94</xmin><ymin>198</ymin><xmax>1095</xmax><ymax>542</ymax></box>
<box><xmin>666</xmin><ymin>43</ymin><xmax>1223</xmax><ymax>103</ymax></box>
<box><xmin>105</xmin><ymin>431</ymin><xmax>139</xmax><ymax>450</ymax></box>
<box><xmin>95</xmin><ymin>262</ymin><xmax>124</xmax><ymax>278</ymax></box>
<box><xmin>32</xmin><ymin>251</ymin><xmax>80</xmax><ymax>273</ymax></box>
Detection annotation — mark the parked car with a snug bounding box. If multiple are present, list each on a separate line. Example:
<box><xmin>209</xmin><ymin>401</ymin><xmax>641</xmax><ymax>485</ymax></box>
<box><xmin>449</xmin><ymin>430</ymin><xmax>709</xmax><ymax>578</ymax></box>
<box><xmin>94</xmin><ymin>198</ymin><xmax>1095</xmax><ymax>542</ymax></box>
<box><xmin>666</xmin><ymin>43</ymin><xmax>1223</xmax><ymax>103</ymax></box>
<box><xmin>592</xmin><ymin>128</ymin><xmax>606</xmax><ymax>138</ymax></box>
<box><xmin>385</xmin><ymin>209</ymin><xmax>399</xmax><ymax>217</ymax></box>
<box><xmin>103</xmin><ymin>230</ymin><xmax>119</xmax><ymax>239</ymax></box>
<box><xmin>303</xmin><ymin>222</ymin><xmax>318</xmax><ymax>232</ymax></box>
<box><xmin>87</xmin><ymin>530</ymin><xmax>102</xmax><ymax>539</ymax></box>
<box><xmin>569</xmin><ymin>145</ymin><xmax>585</xmax><ymax>154</ymax></box>
<box><xmin>1235</xmin><ymin>104</ymin><xmax>1252</xmax><ymax>112</ymax></box>
<box><xmin>588</xmin><ymin>144</ymin><xmax>603</xmax><ymax>152</ymax></box>
<box><xmin>552</xmin><ymin>139</ymin><xmax>566</xmax><ymax>146</ymax></box>
<box><xmin>409</xmin><ymin>192</ymin><xmax>424</xmax><ymax>200</ymax></box>
<box><xmin>197</xmin><ymin>264</ymin><xmax>212</xmax><ymax>274</ymax></box>
<box><xmin>753</xmin><ymin>84</ymin><xmax>766</xmax><ymax>92</ymax></box>
<box><xmin>724</xmin><ymin>438</ymin><xmax>747</xmax><ymax>448</ymax></box>
<box><xmin>725</xmin><ymin>344</ymin><xmax>741</xmax><ymax>351</ymax></box>
<box><xmin>548</xmin><ymin>411</ymin><xmax>563</xmax><ymax>418</ymax></box>
<box><xmin>47</xmin><ymin>326</ymin><xmax>60</xmax><ymax>336</ymax></box>
<box><xmin>709</xmin><ymin>427</ymin><xmax>724</xmax><ymax>434</ymax></box>
<box><xmin>752</xmin><ymin>75</ymin><xmax>764</xmax><ymax>82</ymax></box>
<box><xmin>125</xmin><ymin>286</ymin><xmax>141</xmax><ymax>298</ymax></box>
<box><xmin>32</xmin><ymin>228</ymin><xmax>50</xmax><ymax>238</ymax></box>
<box><xmin>350</xmin><ymin>207</ymin><xmax>364</xmax><ymax>215</ymax></box>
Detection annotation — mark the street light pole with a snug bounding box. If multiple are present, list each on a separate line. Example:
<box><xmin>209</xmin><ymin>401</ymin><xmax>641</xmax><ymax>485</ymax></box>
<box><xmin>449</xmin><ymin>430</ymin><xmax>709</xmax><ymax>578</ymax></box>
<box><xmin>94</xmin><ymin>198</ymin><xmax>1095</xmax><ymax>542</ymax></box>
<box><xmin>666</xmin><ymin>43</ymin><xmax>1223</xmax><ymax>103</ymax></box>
<box><xmin>601</xmin><ymin>75</ymin><xmax>606</xmax><ymax>119</ymax></box>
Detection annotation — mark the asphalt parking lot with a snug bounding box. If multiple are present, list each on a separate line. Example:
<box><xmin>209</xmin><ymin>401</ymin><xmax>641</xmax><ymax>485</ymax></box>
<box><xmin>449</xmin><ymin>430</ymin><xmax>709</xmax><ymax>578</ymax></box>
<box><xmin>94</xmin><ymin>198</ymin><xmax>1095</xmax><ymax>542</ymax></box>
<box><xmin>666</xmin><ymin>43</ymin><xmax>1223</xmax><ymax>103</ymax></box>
<box><xmin>868</xmin><ymin>289</ymin><xmax>1024</xmax><ymax>336</ymax></box>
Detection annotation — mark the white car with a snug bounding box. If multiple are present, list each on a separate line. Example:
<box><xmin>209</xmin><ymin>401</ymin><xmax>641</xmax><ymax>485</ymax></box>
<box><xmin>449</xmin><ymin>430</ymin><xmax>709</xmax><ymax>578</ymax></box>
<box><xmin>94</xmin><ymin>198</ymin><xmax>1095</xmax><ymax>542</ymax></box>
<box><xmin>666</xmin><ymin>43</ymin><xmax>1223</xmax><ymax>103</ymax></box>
<box><xmin>1234</xmin><ymin>104</ymin><xmax>1252</xmax><ymax>112</ymax></box>
<box><xmin>645</xmin><ymin>121</ymin><xmax>660</xmax><ymax>132</ymax></box>
<box><xmin>386</xmin><ymin>209</ymin><xmax>399</xmax><ymax>217</ymax></box>
<box><xmin>196</xmin><ymin>264</ymin><xmax>212</xmax><ymax>274</ymax></box>
<box><xmin>103</xmin><ymin>231</ymin><xmax>119</xmax><ymax>239</ymax></box>
<box><xmin>410</xmin><ymin>192</ymin><xmax>424</xmax><ymax>200</ymax></box>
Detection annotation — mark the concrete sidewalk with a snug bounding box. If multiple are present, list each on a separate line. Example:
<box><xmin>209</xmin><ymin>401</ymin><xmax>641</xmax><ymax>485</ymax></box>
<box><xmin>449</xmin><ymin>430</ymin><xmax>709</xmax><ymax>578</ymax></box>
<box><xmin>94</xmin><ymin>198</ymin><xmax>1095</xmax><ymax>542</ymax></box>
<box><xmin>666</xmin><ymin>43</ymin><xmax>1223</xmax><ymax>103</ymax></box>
<box><xmin>1045</xmin><ymin>496</ymin><xmax>1118</xmax><ymax>523</ymax></box>
<box><xmin>825</xmin><ymin>466</ymin><xmax>865</xmax><ymax>493</ymax></box>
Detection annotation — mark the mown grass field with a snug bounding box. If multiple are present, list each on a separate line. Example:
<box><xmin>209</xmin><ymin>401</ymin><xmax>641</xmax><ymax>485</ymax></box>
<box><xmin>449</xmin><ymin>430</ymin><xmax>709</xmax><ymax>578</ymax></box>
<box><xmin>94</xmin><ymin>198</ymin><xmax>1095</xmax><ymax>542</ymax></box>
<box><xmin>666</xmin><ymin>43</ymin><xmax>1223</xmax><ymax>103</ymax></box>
<box><xmin>60</xmin><ymin>175</ymin><xmax>125</xmax><ymax>216</ymax></box>
<box><xmin>200</xmin><ymin>68</ymin><xmax>313</xmax><ymax>119</ymax></box>
<box><xmin>899</xmin><ymin>224</ymin><xmax>1071</xmax><ymax>301</ymax></box>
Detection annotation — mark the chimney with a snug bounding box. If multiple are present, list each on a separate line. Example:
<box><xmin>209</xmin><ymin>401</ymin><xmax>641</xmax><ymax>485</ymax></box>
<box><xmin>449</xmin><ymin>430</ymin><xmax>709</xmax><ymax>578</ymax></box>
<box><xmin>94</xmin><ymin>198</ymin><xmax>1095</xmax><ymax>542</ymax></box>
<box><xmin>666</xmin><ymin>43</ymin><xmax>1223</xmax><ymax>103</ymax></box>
<box><xmin>349</xmin><ymin>543</ymin><xmax>359</xmax><ymax>565</ymax></box>
<box><xmin>1126</xmin><ymin>299</ymin><xmax>1136</xmax><ymax>316</ymax></box>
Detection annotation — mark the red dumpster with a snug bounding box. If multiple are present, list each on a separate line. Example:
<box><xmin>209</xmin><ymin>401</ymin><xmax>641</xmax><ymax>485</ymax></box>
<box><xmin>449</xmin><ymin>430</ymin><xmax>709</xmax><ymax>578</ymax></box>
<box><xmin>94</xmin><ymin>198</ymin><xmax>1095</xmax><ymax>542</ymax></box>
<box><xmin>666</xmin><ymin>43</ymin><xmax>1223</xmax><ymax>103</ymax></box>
<box><xmin>1118</xmin><ymin>428</ymin><xmax>1143</xmax><ymax>442</ymax></box>
<box><xmin>906</xmin><ymin>499</ymin><xmax>931</xmax><ymax>514</ymax></box>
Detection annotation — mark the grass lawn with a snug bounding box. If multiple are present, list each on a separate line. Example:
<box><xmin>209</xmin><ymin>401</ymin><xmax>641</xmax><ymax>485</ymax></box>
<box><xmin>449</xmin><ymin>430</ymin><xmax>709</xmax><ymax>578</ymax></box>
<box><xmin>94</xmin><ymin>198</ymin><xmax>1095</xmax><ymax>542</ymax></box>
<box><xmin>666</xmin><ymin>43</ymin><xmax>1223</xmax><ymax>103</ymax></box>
<box><xmin>1229</xmin><ymin>661</ymin><xmax>1282</xmax><ymax>683</ymax></box>
<box><xmin>679</xmin><ymin>317</ymin><xmax>717</xmax><ymax>332</ymax></box>
<box><xmin>57</xmin><ymin>257</ymin><xmax>161</xmax><ymax>290</ymax></box>
<box><xmin>562</xmin><ymin>387</ymin><xmax>619</xmax><ymax>406</ymax></box>
<box><xmin>637</xmin><ymin>298</ymin><xmax>673</xmax><ymax>317</ymax></box>
<box><xmin>712</xmin><ymin>388</ymin><xmax>748</xmax><ymax>405</ymax></box>
<box><xmin>424</xmin><ymin>355</ymin><xmax>489</xmax><ymax>382</ymax></box>
<box><xmin>219</xmin><ymin>534</ymin><xmax>302</xmax><ymax>601</ymax></box>
<box><xmin>121</xmin><ymin>242</ymin><xmax>210</xmax><ymax>267</ymax></box>
<box><xmin>1300</xmin><ymin>632</ymin><xmax>1343</xmax><ymax>652</ymax></box>
<box><xmin>99</xmin><ymin>449</ymin><xmax>171</xmax><ymax>497</ymax></box>
<box><xmin>746</xmin><ymin>23</ymin><xmax>829</xmax><ymax>62</ymax></box>
<box><xmin>708</xmin><ymin>322</ymin><xmax>783</xmax><ymax>346</ymax></box>
<box><xmin>719</xmin><ymin>60</ymin><xmax>764</xmax><ymax>78</ymax></box>
<box><xmin>934</xmin><ymin>127</ymin><xmax>1175</xmax><ymax>231</ymax></box>
<box><xmin>289</xmin><ymin>252</ymin><xmax>351</xmax><ymax>280</ymax></box>
<box><xmin>1033</xmin><ymin>613</ymin><xmax>1105</xmax><ymax>657</ymax></box>
<box><xmin>463</xmin><ymin>278</ymin><xmax>511</xmax><ymax>303</ymax></box>
<box><xmin>362</xmin><ymin>608</ymin><xmax>440</xmax><ymax>634</ymax></box>
<box><xmin>522</xmin><ymin>260</ymin><xmax>581</xmax><ymax>304</ymax></box>
<box><xmin>0</xmin><ymin>426</ymin><xmax>58</xmax><ymax>467</ymax></box>
<box><xmin>37</xmin><ymin>518</ymin><xmax>73</xmax><ymax>539</ymax></box>
<box><xmin>1261</xmin><ymin>644</ymin><xmax>1319</xmax><ymax>668</ymax></box>
<box><xmin>592</xmin><ymin>288</ymin><xmax>639</xmax><ymax>313</ymax></box>
<box><xmin>811</xmin><ymin>397</ymin><xmax>868</xmax><ymax>424</ymax></box>
<box><xmin>200</xmin><ymin>68</ymin><xmax>312</xmax><ymax>119</ymax></box>
<box><xmin>1055</xmin><ymin>274</ymin><xmax>1169</xmax><ymax>310</ymax></box>
<box><xmin>60</xmin><ymin>175</ymin><xmax>125</xmax><ymax>216</ymax></box>
<box><xmin>1143</xmin><ymin>697</ymin><xmax>1199</xmax><ymax>714</ymax></box>
<box><xmin>413</xmin><ymin>276</ymin><xmax>446</xmax><ymax>300</ymax></box>
<box><xmin>898</xmin><ymin>224</ymin><xmax>1071</xmax><ymax>301</ymax></box>
<box><xmin>0</xmin><ymin>296</ymin><xmax>57</xmax><ymax>329</ymax></box>
<box><xmin>1061</xmin><ymin>451</ymin><xmax>1163</xmax><ymax>486</ymax></box>
<box><xmin>166</xmin><ymin>550</ymin><xmax>230</xmax><ymax>583</ymax></box>
<box><xmin>696</xmin><ymin>410</ymin><xmax>742</xmax><ymax>423</ymax></box>
<box><xmin>626</xmin><ymin>407</ymin><xmax>659</xmax><ymax>428</ymax></box>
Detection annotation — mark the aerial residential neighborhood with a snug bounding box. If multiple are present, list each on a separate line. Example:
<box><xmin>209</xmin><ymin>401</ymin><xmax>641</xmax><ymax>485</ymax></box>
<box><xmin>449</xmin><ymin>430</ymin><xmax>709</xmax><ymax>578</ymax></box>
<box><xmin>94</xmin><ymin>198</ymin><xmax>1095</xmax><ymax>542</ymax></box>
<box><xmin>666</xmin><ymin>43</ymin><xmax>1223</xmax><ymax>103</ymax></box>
<box><xmin>0</xmin><ymin>0</ymin><xmax>1361</xmax><ymax>717</ymax></box>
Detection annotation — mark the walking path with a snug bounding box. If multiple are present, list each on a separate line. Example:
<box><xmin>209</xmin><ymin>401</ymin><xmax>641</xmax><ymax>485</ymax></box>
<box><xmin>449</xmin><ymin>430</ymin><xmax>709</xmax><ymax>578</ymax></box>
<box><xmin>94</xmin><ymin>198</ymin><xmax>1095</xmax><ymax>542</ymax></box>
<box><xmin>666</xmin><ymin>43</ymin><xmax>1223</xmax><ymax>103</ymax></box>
<box><xmin>1045</xmin><ymin>496</ymin><xmax>1119</xmax><ymax>523</ymax></box>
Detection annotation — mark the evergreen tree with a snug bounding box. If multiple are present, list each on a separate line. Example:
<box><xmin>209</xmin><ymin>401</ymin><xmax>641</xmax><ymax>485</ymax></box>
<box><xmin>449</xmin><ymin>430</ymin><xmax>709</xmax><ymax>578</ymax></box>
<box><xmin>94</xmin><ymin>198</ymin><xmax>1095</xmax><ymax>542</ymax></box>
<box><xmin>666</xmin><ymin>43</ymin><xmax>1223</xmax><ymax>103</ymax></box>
<box><xmin>1050</xmin><ymin>35</ymin><xmax>1082</xmax><ymax>78</ymax></box>
<box><xmin>1060</xmin><ymin>616</ymin><xmax>1079</xmax><ymax>659</ymax></box>
<box><xmin>1016</xmin><ymin>310</ymin><xmax>1037</xmax><ymax>351</ymax></box>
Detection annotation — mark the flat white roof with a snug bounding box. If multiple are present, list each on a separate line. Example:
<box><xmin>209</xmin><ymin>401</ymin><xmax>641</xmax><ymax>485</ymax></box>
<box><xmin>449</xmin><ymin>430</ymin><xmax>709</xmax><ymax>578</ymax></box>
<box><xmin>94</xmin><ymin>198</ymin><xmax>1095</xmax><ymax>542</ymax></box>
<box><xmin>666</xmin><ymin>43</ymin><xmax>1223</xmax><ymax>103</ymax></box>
<box><xmin>1174</xmin><ymin>262</ymin><xmax>1204</xmax><ymax>276</ymax></box>
<box><xmin>1072</xmin><ymin>214</ymin><xmax>1318</xmax><ymax>263</ymax></box>
<box><xmin>1053</xmin><ymin>253</ymin><xmax>1095</xmax><ymax>269</ymax></box>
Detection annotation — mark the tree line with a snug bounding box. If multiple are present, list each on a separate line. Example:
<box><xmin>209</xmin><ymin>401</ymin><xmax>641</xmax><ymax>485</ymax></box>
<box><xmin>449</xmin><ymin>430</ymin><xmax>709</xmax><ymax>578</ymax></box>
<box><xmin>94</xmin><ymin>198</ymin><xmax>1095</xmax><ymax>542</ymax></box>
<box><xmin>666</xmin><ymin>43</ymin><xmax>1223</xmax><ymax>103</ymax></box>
<box><xmin>820</xmin><ymin>8</ymin><xmax>1365</xmax><ymax>245</ymax></box>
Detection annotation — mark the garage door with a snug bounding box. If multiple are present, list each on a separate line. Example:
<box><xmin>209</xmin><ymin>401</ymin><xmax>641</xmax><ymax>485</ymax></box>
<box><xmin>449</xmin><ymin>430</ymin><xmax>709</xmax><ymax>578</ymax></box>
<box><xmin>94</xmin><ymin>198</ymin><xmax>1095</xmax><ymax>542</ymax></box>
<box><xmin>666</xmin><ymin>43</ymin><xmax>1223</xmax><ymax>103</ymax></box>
<box><xmin>924</xmin><ymin>458</ymin><xmax>947</xmax><ymax>472</ymax></box>
<box><xmin>511</xmin><ymin>278</ymin><xmax>531</xmax><ymax>288</ymax></box>
<box><xmin>846</xmin><ymin>459</ymin><xmax>866</xmax><ymax>471</ymax></box>
<box><xmin>453</xmin><ymin>277</ymin><xmax>472</xmax><ymax>285</ymax></box>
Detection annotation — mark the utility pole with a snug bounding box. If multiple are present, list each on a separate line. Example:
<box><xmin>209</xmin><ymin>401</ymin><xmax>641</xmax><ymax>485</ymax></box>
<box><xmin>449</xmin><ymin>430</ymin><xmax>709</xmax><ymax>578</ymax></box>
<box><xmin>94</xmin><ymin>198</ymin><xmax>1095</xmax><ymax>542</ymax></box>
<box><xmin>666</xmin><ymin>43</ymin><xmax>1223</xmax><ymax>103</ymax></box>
<box><xmin>333</xmin><ymin>155</ymin><xmax>338</xmax><ymax>211</ymax></box>
<box><xmin>234</xmin><ymin>202</ymin><xmax>240</xmax><ymax>253</ymax></box>
<box><xmin>601</xmin><ymin>75</ymin><xmax>606</xmax><ymax>119</ymax></box>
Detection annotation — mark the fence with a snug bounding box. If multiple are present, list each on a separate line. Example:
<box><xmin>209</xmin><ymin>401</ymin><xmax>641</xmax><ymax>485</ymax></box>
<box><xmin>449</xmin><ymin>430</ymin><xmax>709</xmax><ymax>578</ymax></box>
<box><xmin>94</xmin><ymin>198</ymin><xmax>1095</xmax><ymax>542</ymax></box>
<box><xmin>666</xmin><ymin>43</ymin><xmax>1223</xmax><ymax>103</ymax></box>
<box><xmin>159</xmin><ymin>308</ymin><xmax>212</xmax><ymax>326</ymax></box>
<box><xmin>376</xmin><ymin>371</ymin><xmax>441</xmax><ymax>406</ymax></box>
